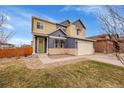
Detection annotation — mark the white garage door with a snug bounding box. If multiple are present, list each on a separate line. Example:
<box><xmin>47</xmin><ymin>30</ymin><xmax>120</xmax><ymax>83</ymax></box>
<box><xmin>78</xmin><ymin>40</ymin><xmax>94</xmax><ymax>55</ymax></box>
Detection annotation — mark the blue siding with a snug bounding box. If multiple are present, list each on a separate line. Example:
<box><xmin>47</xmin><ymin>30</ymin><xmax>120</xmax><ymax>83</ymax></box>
<box><xmin>48</xmin><ymin>29</ymin><xmax>77</xmax><ymax>48</ymax></box>
<box><xmin>50</xmin><ymin>29</ymin><xmax>66</xmax><ymax>37</ymax></box>
<box><xmin>48</xmin><ymin>37</ymin><xmax>77</xmax><ymax>48</ymax></box>
<box><xmin>48</xmin><ymin>37</ymin><xmax>55</xmax><ymax>48</ymax></box>
<box><xmin>65</xmin><ymin>38</ymin><xmax>77</xmax><ymax>48</ymax></box>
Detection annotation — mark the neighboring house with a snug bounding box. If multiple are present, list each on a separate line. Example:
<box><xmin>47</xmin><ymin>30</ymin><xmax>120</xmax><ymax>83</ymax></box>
<box><xmin>32</xmin><ymin>17</ymin><xmax>94</xmax><ymax>55</ymax></box>
<box><xmin>0</xmin><ymin>42</ymin><xmax>15</xmax><ymax>48</ymax></box>
<box><xmin>21</xmin><ymin>44</ymin><xmax>31</xmax><ymax>47</ymax></box>
<box><xmin>88</xmin><ymin>34</ymin><xmax>124</xmax><ymax>53</ymax></box>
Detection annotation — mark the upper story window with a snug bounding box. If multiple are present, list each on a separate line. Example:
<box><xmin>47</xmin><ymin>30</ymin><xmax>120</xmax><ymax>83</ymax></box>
<box><xmin>37</xmin><ymin>22</ymin><xmax>43</xmax><ymax>29</ymax></box>
<box><xmin>77</xmin><ymin>29</ymin><xmax>81</xmax><ymax>35</ymax></box>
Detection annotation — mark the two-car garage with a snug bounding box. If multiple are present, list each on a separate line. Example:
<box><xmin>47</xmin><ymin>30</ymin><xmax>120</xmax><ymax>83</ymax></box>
<box><xmin>77</xmin><ymin>40</ymin><xmax>94</xmax><ymax>55</ymax></box>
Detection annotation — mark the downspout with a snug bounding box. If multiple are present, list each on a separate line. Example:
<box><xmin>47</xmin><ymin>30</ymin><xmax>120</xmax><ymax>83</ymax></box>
<box><xmin>32</xmin><ymin>35</ymin><xmax>35</xmax><ymax>54</ymax></box>
<box><xmin>46</xmin><ymin>37</ymin><xmax>49</xmax><ymax>55</ymax></box>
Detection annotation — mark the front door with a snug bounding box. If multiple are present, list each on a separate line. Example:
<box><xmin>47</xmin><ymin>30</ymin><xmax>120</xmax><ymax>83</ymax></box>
<box><xmin>38</xmin><ymin>38</ymin><xmax>45</xmax><ymax>53</ymax></box>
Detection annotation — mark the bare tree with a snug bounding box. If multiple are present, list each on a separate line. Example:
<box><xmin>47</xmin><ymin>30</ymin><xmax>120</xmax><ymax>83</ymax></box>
<box><xmin>98</xmin><ymin>6</ymin><xmax>124</xmax><ymax>64</ymax></box>
<box><xmin>0</xmin><ymin>12</ymin><xmax>14</xmax><ymax>47</ymax></box>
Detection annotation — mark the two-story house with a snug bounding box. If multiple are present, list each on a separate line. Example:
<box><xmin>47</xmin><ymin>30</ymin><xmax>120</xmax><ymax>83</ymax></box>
<box><xmin>32</xmin><ymin>17</ymin><xmax>94</xmax><ymax>55</ymax></box>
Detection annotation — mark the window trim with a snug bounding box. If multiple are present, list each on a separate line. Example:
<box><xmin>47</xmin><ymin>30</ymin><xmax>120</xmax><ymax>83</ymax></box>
<box><xmin>54</xmin><ymin>39</ymin><xmax>65</xmax><ymax>48</ymax></box>
<box><xmin>37</xmin><ymin>22</ymin><xmax>43</xmax><ymax>29</ymax></box>
<box><xmin>77</xmin><ymin>29</ymin><xmax>81</xmax><ymax>35</ymax></box>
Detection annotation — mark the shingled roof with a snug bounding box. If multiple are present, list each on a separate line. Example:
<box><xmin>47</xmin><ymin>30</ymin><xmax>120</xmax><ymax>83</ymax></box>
<box><xmin>73</xmin><ymin>19</ymin><xmax>86</xmax><ymax>29</ymax></box>
<box><xmin>60</xmin><ymin>20</ymin><xmax>71</xmax><ymax>27</ymax></box>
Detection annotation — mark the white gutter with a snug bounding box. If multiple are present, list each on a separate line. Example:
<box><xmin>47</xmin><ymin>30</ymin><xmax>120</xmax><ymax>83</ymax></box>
<box><xmin>49</xmin><ymin>36</ymin><xmax>67</xmax><ymax>39</ymax></box>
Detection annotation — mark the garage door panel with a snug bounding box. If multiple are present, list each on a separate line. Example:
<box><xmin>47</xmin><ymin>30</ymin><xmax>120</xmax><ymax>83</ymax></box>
<box><xmin>78</xmin><ymin>40</ymin><xmax>94</xmax><ymax>55</ymax></box>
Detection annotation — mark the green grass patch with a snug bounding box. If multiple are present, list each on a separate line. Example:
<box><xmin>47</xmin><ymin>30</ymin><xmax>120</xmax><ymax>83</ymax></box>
<box><xmin>0</xmin><ymin>60</ymin><xmax>124</xmax><ymax>88</ymax></box>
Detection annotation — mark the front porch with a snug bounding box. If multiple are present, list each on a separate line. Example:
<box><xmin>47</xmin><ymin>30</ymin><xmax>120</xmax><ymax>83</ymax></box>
<box><xmin>33</xmin><ymin>36</ymin><xmax>48</xmax><ymax>54</ymax></box>
<box><xmin>33</xmin><ymin>35</ymin><xmax>78</xmax><ymax>55</ymax></box>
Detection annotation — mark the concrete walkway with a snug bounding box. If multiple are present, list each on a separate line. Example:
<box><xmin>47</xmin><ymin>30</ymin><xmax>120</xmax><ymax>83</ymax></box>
<box><xmin>82</xmin><ymin>53</ymin><xmax>124</xmax><ymax>67</ymax></box>
<box><xmin>38</xmin><ymin>54</ymin><xmax>124</xmax><ymax>67</ymax></box>
<box><xmin>26</xmin><ymin>54</ymin><xmax>87</xmax><ymax>69</ymax></box>
<box><xmin>26</xmin><ymin>53</ymin><xmax>124</xmax><ymax>69</ymax></box>
<box><xmin>38</xmin><ymin>54</ymin><xmax>87</xmax><ymax>64</ymax></box>
<box><xmin>38</xmin><ymin>54</ymin><xmax>51</xmax><ymax>64</ymax></box>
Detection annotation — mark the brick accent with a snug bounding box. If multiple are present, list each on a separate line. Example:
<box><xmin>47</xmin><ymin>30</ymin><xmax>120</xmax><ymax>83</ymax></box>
<box><xmin>48</xmin><ymin>48</ymin><xmax>77</xmax><ymax>55</ymax></box>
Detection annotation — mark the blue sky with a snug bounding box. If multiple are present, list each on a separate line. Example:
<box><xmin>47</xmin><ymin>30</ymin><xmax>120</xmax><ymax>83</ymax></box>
<box><xmin>0</xmin><ymin>5</ymin><xmax>122</xmax><ymax>46</ymax></box>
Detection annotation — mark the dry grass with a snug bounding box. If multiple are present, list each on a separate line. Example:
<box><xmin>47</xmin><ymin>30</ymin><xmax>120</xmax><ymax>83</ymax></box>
<box><xmin>0</xmin><ymin>60</ymin><xmax>124</xmax><ymax>88</ymax></box>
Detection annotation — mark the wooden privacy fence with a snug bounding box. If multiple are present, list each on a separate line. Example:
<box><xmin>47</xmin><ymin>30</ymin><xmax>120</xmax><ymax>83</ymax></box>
<box><xmin>0</xmin><ymin>47</ymin><xmax>33</xmax><ymax>58</ymax></box>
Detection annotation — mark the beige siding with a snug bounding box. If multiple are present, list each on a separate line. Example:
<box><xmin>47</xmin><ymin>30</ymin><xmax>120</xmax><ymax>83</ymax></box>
<box><xmin>66</xmin><ymin>24</ymin><xmax>77</xmax><ymax>37</ymax></box>
<box><xmin>32</xmin><ymin>17</ymin><xmax>85</xmax><ymax>39</ymax></box>
<box><xmin>32</xmin><ymin>17</ymin><xmax>56</xmax><ymax>35</ymax></box>
<box><xmin>78</xmin><ymin>40</ymin><xmax>94</xmax><ymax>55</ymax></box>
<box><xmin>81</xmin><ymin>28</ymin><xmax>85</xmax><ymax>38</ymax></box>
<box><xmin>75</xmin><ymin>28</ymin><xmax>85</xmax><ymax>39</ymax></box>
<box><xmin>66</xmin><ymin>24</ymin><xmax>85</xmax><ymax>39</ymax></box>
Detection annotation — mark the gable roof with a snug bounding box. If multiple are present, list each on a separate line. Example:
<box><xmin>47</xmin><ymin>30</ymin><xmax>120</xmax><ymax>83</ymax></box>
<box><xmin>56</xmin><ymin>23</ymin><xmax>67</xmax><ymax>28</ymax></box>
<box><xmin>87</xmin><ymin>34</ymin><xmax>124</xmax><ymax>41</ymax></box>
<box><xmin>87</xmin><ymin>34</ymin><xmax>109</xmax><ymax>40</ymax></box>
<box><xmin>73</xmin><ymin>19</ymin><xmax>86</xmax><ymax>29</ymax></box>
<box><xmin>48</xmin><ymin>29</ymin><xmax>67</xmax><ymax>36</ymax></box>
<box><xmin>32</xmin><ymin>16</ymin><xmax>56</xmax><ymax>25</ymax></box>
<box><xmin>60</xmin><ymin>20</ymin><xmax>71</xmax><ymax>26</ymax></box>
<box><xmin>33</xmin><ymin>17</ymin><xmax>86</xmax><ymax>29</ymax></box>
<box><xmin>33</xmin><ymin>16</ymin><xmax>69</xmax><ymax>28</ymax></box>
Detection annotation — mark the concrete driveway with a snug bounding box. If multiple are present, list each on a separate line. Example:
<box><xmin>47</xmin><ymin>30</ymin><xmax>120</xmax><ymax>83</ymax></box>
<box><xmin>83</xmin><ymin>53</ymin><xmax>124</xmax><ymax>67</ymax></box>
<box><xmin>26</xmin><ymin>53</ymin><xmax>124</xmax><ymax>69</ymax></box>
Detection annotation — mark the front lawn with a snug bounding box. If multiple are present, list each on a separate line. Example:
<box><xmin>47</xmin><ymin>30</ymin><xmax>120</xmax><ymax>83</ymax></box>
<box><xmin>0</xmin><ymin>60</ymin><xmax>124</xmax><ymax>87</ymax></box>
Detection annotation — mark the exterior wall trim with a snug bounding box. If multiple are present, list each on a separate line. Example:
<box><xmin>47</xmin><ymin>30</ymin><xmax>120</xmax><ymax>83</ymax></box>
<box><xmin>46</xmin><ymin>37</ymin><xmax>48</xmax><ymax>54</ymax></box>
<box><xmin>36</xmin><ymin>37</ymin><xmax>46</xmax><ymax>53</ymax></box>
<box><xmin>32</xmin><ymin>35</ymin><xmax>35</xmax><ymax>54</ymax></box>
<box><xmin>49</xmin><ymin>36</ymin><xmax>67</xmax><ymax>39</ymax></box>
<box><xmin>32</xmin><ymin>16</ymin><xmax>56</xmax><ymax>25</ymax></box>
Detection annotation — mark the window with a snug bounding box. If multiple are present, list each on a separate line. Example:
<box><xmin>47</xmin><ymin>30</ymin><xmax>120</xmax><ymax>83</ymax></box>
<box><xmin>77</xmin><ymin>29</ymin><xmax>81</xmax><ymax>35</ymax></box>
<box><xmin>60</xmin><ymin>40</ymin><xmax>64</xmax><ymax>48</ymax></box>
<box><xmin>54</xmin><ymin>39</ymin><xmax>64</xmax><ymax>48</ymax></box>
<box><xmin>55</xmin><ymin>39</ymin><xmax>59</xmax><ymax>48</ymax></box>
<box><xmin>37</xmin><ymin>22</ymin><xmax>43</xmax><ymax>29</ymax></box>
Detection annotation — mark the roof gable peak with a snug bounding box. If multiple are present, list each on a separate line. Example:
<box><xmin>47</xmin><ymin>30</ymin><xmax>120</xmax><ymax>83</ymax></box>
<box><xmin>49</xmin><ymin>29</ymin><xmax>67</xmax><ymax>36</ymax></box>
<box><xmin>73</xmin><ymin>19</ymin><xmax>86</xmax><ymax>29</ymax></box>
<box><xmin>60</xmin><ymin>19</ymin><xmax>71</xmax><ymax>24</ymax></box>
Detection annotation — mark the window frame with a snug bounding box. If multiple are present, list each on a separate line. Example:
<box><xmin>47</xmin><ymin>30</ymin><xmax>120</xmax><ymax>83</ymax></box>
<box><xmin>37</xmin><ymin>22</ymin><xmax>43</xmax><ymax>29</ymax></box>
<box><xmin>54</xmin><ymin>39</ymin><xmax>65</xmax><ymax>48</ymax></box>
<box><xmin>77</xmin><ymin>29</ymin><xmax>81</xmax><ymax>35</ymax></box>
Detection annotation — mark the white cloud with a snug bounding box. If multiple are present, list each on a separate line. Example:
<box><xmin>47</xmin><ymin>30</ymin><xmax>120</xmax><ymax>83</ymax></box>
<box><xmin>20</xmin><ymin>12</ymin><xmax>58</xmax><ymax>22</ymax></box>
<box><xmin>2</xmin><ymin>23</ymin><xmax>15</xmax><ymax>30</ymax></box>
<box><xmin>6</xmin><ymin>15</ymin><xmax>11</xmax><ymax>21</ymax></box>
<box><xmin>21</xmin><ymin>12</ymin><xmax>58</xmax><ymax>22</ymax></box>
<box><xmin>9</xmin><ymin>37</ymin><xmax>32</xmax><ymax>46</ymax></box>
<box><xmin>41</xmin><ymin>15</ymin><xmax>58</xmax><ymax>22</ymax></box>
<box><xmin>9</xmin><ymin>6</ymin><xmax>58</xmax><ymax>22</ymax></box>
<box><xmin>19</xmin><ymin>12</ymin><xmax>32</xmax><ymax>18</ymax></box>
<box><xmin>62</xmin><ymin>5</ymin><xmax>106</xmax><ymax>15</ymax></box>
